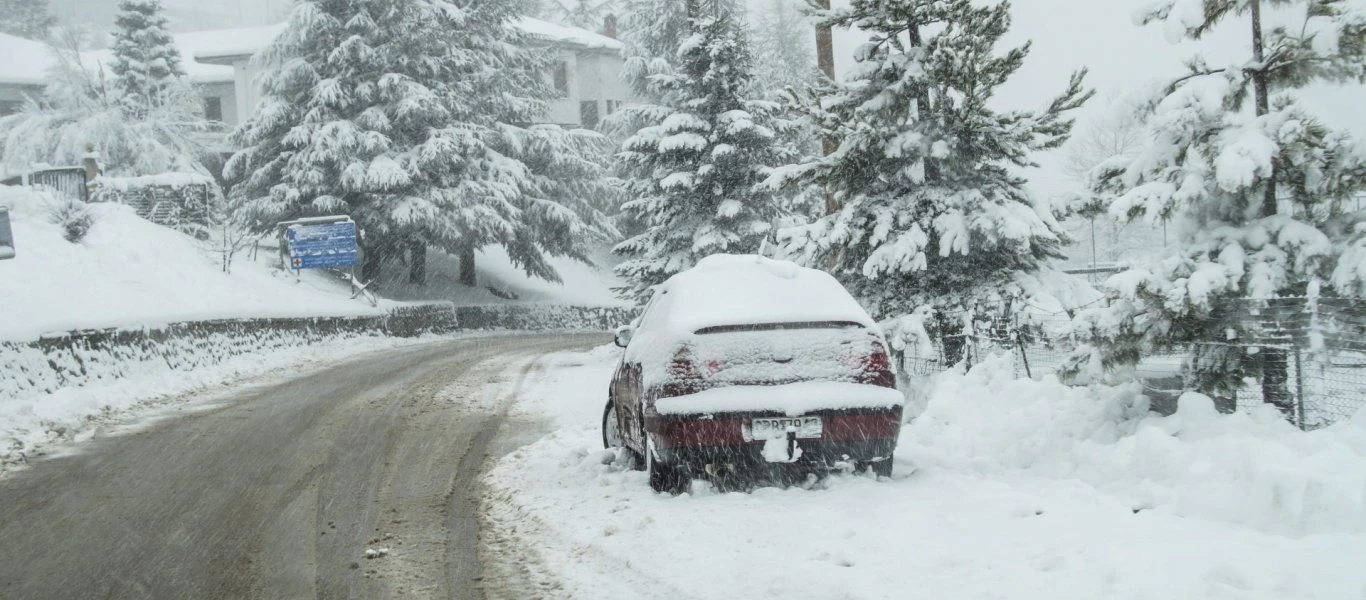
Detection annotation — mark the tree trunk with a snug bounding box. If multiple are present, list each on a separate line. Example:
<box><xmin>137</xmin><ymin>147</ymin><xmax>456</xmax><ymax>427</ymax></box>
<box><xmin>407</xmin><ymin>240</ymin><xmax>426</xmax><ymax>285</ymax></box>
<box><xmin>1249</xmin><ymin>0</ymin><xmax>1292</xmax><ymax>418</ymax></box>
<box><xmin>459</xmin><ymin>244</ymin><xmax>476</xmax><ymax>287</ymax></box>
<box><xmin>908</xmin><ymin>21</ymin><xmax>940</xmax><ymax>184</ymax></box>
<box><xmin>1250</xmin><ymin>0</ymin><xmax>1277</xmax><ymax>219</ymax></box>
<box><xmin>815</xmin><ymin>0</ymin><xmax>839</xmax><ymax>216</ymax></box>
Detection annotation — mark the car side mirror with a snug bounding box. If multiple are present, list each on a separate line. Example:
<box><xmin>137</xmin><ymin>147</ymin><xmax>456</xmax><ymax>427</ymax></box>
<box><xmin>614</xmin><ymin>325</ymin><xmax>634</xmax><ymax>348</ymax></box>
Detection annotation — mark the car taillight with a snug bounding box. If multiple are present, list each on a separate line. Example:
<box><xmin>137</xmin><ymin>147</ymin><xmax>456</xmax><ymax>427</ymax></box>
<box><xmin>858</xmin><ymin>344</ymin><xmax>896</xmax><ymax>388</ymax></box>
<box><xmin>662</xmin><ymin>346</ymin><xmax>707</xmax><ymax>397</ymax></box>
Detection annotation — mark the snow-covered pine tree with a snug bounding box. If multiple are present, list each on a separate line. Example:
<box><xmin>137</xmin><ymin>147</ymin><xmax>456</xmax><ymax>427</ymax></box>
<box><xmin>749</xmin><ymin>0</ymin><xmax>821</xmax><ymax>96</ymax></box>
<box><xmin>109</xmin><ymin>0</ymin><xmax>187</xmax><ymax>120</ymax></box>
<box><xmin>770</xmin><ymin>0</ymin><xmax>1091</xmax><ymax>322</ymax></box>
<box><xmin>225</xmin><ymin>0</ymin><xmax>614</xmax><ymax>287</ymax></box>
<box><xmin>1065</xmin><ymin>0</ymin><xmax>1366</xmax><ymax>408</ymax></box>
<box><xmin>552</xmin><ymin>0</ymin><xmax>616</xmax><ymax>32</ymax></box>
<box><xmin>613</xmin><ymin>10</ymin><xmax>791</xmax><ymax>302</ymax></box>
<box><xmin>616</xmin><ymin>0</ymin><xmax>739</xmax><ymax>100</ymax></box>
<box><xmin>0</xmin><ymin>0</ymin><xmax>56</xmax><ymax>39</ymax></box>
<box><xmin>0</xmin><ymin>19</ymin><xmax>208</xmax><ymax>176</ymax></box>
<box><xmin>748</xmin><ymin>0</ymin><xmax>825</xmax><ymax>207</ymax></box>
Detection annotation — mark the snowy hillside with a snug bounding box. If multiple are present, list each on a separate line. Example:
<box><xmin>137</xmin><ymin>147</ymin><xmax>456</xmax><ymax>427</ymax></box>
<box><xmin>484</xmin><ymin>348</ymin><xmax>1366</xmax><ymax>600</ymax></box>
<box><xmin>0</xmin><ymin>186</ymin><xmax>387</xmax><ymax>342</ymax></box>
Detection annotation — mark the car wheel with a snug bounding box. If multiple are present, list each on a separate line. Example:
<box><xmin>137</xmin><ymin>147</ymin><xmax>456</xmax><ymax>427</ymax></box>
<box><xmin>602</xmin><ymin>400</ymin><xmax>643</xmax><ymax>469</ymax></box>
<box><xmin>858</xmin><ymin>453</ymin><xmax>894</xmax><ymax>478</ymax></box>
<box><xmin>646</xmin><ymin>434</ymin><xmax>688</xmax><ymax>495</ymax></box>
<box><xmin>602</xmin><ymin>400</ymin><xmax>624</xmax><ymax>449</ymax></box>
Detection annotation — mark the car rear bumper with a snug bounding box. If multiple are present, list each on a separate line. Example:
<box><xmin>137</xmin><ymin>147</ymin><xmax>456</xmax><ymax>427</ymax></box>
<box><xmin>644</xmin><ymin>406</ymin><xmax>902</xmax><ymax>466</ymax></box>
<box><xmin>655</xmin><ymin>438</ymin><xmax>897</xmax><ymax>469</ymax></box>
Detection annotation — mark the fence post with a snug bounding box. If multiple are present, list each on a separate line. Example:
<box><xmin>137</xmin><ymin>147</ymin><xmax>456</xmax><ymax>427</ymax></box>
<box><xmin>1017</xmin><ymin>331</ymin><xmax>1032</xmax><ymax>379</ymax></box>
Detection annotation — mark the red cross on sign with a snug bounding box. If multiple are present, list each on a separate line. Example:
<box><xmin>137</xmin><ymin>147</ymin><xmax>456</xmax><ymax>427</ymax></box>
<box><xmin>292</xmin><ymin>257</ymin><xmax>303</xmax><ymax>268</ymax></box>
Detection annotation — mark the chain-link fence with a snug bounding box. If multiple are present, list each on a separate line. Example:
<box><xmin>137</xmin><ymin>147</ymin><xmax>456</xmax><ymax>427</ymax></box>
<box><xmin>889</xmin><ymin>297</ymin><xmax>1366</xmax><ymax>429</ymax></box>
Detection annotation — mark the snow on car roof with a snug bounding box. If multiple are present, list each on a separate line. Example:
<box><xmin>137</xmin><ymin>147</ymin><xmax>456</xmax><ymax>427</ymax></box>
<box><xmin>647</xmin><ymin>254</ymin><xmax>878</xmax><ymax>335</ymax></box>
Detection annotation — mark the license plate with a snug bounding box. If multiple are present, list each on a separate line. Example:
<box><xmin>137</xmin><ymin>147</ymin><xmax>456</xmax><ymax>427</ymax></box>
<box><xmin>749</xmin><ymin>417</ymin><xmax>822</xmax><ymax>441</ymax></box>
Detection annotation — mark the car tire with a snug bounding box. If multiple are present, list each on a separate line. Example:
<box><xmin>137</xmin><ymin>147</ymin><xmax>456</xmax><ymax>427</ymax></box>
<box><xmin>602</xmin><ymin>400</ymin><xmax>623</xmax><ymax>449</ymax></box>
<box><xmin>646</xmin><ymin>434</ymin><xmax>688</xmax><ymax>495</ymax></box>
<box><xmin>859</xmin><ymin>453</ymin><xmax>894</xmax><ymax>478</ymax></box>
<box><xmin>602</xmin><ymin>400</ymin><xmax>643</xmax><ymax>469</ymax></box>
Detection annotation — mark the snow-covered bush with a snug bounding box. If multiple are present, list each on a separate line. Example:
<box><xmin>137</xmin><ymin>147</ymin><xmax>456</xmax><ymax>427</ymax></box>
<box><xmin>48</xmin><ymin>199</ymin><xmax>92</xmax><ymax>243</ymax></box>
<box><xmin>0</xmin><ymin>8</ymin><xmax>212</xmax><ymax>177</ymax></box>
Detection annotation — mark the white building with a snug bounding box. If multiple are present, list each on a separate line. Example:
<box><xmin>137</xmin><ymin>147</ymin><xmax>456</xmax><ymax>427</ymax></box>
<box><xmin>1</xmin><ymin>17</ymin><xmax>631</xmax><ymax>143</ymax></box>
<box><xmin>0</xmin><ymin>33</ymin><xmax>52</xmax><ymax>117</ymax></box>
<box><xmin>194</xmin><ymin>17</ymin><xmax>631</xmax><ymax>135</ymax></box>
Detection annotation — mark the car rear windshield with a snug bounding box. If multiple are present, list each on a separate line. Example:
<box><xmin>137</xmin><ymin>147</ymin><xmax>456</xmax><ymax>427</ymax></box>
<box><xmin>687</xmin><ymin>321</ymin><xmax>883</xmax><ymax>387</ymax></box>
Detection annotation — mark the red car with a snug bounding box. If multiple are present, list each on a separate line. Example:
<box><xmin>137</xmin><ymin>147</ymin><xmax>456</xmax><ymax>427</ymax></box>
<box><xmin>602</xmin><ymin>255</ymin><xmax>904</xmax><ymax>494</ymax></box>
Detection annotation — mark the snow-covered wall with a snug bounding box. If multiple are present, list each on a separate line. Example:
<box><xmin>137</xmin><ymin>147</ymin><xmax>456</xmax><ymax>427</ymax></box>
<box><xmin>0</xmin><ymin>307</ymin><xmax>457</xmax><ymax>400</ymax></box>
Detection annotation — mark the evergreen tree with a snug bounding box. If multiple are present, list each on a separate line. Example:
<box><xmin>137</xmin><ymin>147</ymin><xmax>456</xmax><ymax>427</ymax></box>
<box><xmin>109</xmin><ymin>0</ymin><xmax>187</xmax><ymax>120</ymax></box>
<box><xmin>1065</xmin><ymin>0</ymin><xmax>1366</xmax><ymax>407</ymax></box>
<box><xmin>225</xmin><ymin>0</ymin><xmax>615</xmax><ymax>287</ymax></box>
<box><xmin>613</xmin><ymin>11</ymin><xmax>792</xmax><ymax>302</ymax></box>
<box><xmin>0</xmin><ymin>0</ymin><xmax>55</xmax><ymax>39</ymax></box>
<box><xmin>770</xmin><ymin>0</ymin><xmax>1091</xmax><ymax>322</ymax></box>
<box><xmin>552</xmin><ymin>0</ymin><xmax>615</xmax><ymax>31</ymax></box>
<box><xmin>616</xmin><ymin>0</ymin><xmax>739</xmax><ymax>99</ymax></box>
<box><xmin>749</xmin><ymin>0</ymin><xmax>820</xmax><ymax>96</ymax></box>
<box><xmin>0</xmin><ymin>21</ymin><xmax>208</xmax><ymax>177</ymax></box>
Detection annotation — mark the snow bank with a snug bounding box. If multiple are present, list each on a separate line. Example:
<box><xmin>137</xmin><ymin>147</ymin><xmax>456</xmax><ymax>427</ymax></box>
<box><xmin>483</xmin><ymin>349</ymin><xmax>1366</xmax><ymax>600</ymax></box>
<box><xmin>0</xmin><ymin>185</ymin><xmax>387</xmax><ymax>342</ymax></box>
<box><xmin>907</xmin><ymin>355</ymin><xmax>1366</xmax><ymax>536</ymax></box>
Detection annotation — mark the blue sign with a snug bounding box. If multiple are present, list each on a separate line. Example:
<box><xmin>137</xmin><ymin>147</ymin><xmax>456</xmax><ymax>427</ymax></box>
<box><xmin>285</xmin><ymin>221</ymin><xmax>358</xmax><ymax>270</ymax></box>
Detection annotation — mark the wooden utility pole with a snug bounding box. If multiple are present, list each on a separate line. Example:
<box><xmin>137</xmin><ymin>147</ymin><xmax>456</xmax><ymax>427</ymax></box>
<box><xmin>815</xmin><ymin>0</ymin><xmax>839</xmax><ymax>215</ymax></box>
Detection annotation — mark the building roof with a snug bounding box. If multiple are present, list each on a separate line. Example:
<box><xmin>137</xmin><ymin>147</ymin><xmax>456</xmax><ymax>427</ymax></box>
<box><xmin>192</xmin><ymin>18</ymin><xmax>622</xmax><ymax>64</ymax></box>
<box><xmin>190</xmin><ymin>23</ymin><xmax>289</xmax><ymax>64</ymax></box>
<box><xmin>514</xmin><ymin>17</ymin><xmax>623</xmax><ymax>51</ymax></box>
<box><xmin>0</xmin><ymin>33</ymin><xmax>55</xmax><ymax>86</ymax></box>
<box><xmin>82</xmin><ymin>32</ymin><xmax>237</xmax><ymax>84</ymax></box>
<box><xmin>0</xmin><ymin>30</ymin><xmax>235</xmax><ymax>88</ymax></box>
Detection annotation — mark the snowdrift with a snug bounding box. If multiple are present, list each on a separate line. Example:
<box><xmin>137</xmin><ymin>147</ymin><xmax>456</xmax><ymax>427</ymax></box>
<box><xmin>483</xmin><ymin>350</ymin><xmax>1366</xmax><ymax>600</ymax></box>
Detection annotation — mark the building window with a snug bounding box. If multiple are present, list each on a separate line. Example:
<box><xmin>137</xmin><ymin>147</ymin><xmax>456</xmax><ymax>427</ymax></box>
<box><xmin>579</xmin><ymin>100</ymin><xmax>600</xmax><ymax>129</ymax></box>
<box><xmin>552</xmin><ymin>61</ymin><xmax>569</xmax><ymax>96</ymax></box>
<box><xmin>204</xmin><ymin>96</ymin><xmax>223</xmax><ymax>122</ymax></box>
<box><xmin>605</xmin><ymin>100</ymin><xmax>622</xmax><ymax>115</ymax></box>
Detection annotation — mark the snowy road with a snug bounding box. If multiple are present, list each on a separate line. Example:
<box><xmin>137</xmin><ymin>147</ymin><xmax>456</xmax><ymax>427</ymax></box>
<box><xmin>0</xmin><ymin>333</ymin><xmax>601</xmax><ymax>599</ymax></box>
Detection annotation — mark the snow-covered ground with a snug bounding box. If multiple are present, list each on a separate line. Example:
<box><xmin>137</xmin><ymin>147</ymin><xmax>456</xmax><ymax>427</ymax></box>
<box><xmin>0</xmin><ymin>186</ymin><xmax>390</xmax><ymax>342</ymax></box>
<box><xmin>485</xmin><ymin>350</ymin><xmax>1366</xmax><ymax>600</ymax></box>
<box><xmin>377</xmin><ymin>243</ymin><xmax>626</xmax><ymax>308</ymax></box>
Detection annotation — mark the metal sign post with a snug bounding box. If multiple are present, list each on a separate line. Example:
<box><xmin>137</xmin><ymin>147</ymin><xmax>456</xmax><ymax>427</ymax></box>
<box><xmin>277</xmin><ymin>215</ymin><xmax>375</xmax><ymax>306</ymax></box>
<box><xmin>0</xmin><ymin>207</ymin><xmax>14</xmax><ymax>260</ymax></box>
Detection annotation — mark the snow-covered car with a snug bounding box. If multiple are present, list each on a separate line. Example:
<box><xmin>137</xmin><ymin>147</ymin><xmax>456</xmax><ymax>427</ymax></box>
<box><xmin>602</xmin><ymin>254</ymin><xmax>904</xmax><ymax>493</ymax></box>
